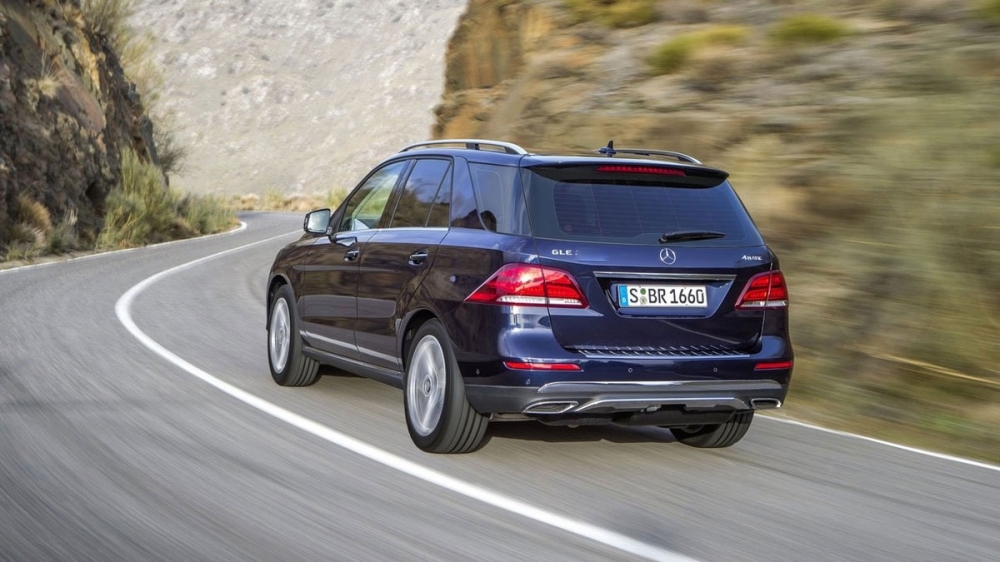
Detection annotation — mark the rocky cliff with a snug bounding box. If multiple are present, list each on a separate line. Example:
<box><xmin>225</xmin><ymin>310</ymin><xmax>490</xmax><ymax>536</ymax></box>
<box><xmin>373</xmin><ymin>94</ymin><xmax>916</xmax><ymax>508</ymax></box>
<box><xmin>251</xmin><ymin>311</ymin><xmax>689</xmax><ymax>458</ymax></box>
<box><xmin>0</xmin><ymin>0</ymin><xmax>158</xmax><ymax>252</ymax></box>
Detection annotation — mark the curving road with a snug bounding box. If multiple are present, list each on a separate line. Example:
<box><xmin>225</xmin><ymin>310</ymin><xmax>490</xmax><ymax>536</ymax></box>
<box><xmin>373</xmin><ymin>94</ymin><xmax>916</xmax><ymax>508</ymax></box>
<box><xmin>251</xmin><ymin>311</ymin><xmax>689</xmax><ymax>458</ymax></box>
<box><xmin>1</xmin><ymin>213</ymin><xmax>998</xmax><ymax>562</ymax></box>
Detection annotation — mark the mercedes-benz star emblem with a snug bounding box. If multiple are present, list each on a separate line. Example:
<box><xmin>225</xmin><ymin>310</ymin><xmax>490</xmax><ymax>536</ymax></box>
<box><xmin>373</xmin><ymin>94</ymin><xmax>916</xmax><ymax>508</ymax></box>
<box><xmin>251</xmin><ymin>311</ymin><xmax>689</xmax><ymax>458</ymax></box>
<box><xmin>659</xmin><ymin>248</ymin><xmax>677</xmax><ymax>265</ymax></box>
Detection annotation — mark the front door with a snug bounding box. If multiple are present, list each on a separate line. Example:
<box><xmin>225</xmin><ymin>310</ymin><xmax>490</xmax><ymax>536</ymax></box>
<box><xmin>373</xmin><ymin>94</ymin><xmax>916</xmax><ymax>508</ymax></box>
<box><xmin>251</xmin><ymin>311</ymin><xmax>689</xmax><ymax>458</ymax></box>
<box><xmin>300</xmin><ymin>159</ymin><xmax>409</xmax><ymax>358</ymax></box>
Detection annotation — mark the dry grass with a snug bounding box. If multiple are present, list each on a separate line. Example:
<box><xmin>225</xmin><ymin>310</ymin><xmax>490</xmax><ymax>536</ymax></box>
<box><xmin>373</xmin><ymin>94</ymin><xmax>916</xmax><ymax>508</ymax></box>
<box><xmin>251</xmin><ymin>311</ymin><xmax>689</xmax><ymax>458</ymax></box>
<box><xmin>231</xmin><ymin>186</ymin><xmax>349</xmax><ymax>213</ymax></box>
<box><xmin>37</xmin><ymin>74</ymin><xmax>59</xmax><ymax>98</ymax></box>
<box><xmin>81</xmin><ymin>0</ymin><xmax>136</xmax><ymax>49</ymax></box>
<box><xmin>15</xmin><ymin>195</ymin><xmax>53</xmax><ymax>235</ymax></box>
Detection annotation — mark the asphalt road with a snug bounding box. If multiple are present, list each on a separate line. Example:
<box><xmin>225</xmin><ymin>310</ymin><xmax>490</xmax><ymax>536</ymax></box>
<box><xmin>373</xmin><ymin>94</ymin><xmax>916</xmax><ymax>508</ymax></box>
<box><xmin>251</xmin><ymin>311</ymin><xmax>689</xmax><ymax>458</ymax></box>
<box><xmin>1</xmin><ymin>212</ymin><xmax>998</xmax><ymax>562</ymax></box>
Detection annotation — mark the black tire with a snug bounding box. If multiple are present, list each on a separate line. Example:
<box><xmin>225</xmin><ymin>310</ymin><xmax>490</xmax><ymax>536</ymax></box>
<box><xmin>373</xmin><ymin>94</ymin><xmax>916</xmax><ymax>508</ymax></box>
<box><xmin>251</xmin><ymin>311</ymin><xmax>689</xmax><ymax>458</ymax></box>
<box><xmin>268</xmin><ymin>284</ymin><xmax>320</xmax><ymax>387</ymax></box>
<box><xmin>671</xmin><ymin>411</ymin><xmax>754</xmax><ymax>448</ymax></box>
<box><xmin>403</xmin><ymin>320</ymin><xmax>488</xmax><ymax>453</ymax></box>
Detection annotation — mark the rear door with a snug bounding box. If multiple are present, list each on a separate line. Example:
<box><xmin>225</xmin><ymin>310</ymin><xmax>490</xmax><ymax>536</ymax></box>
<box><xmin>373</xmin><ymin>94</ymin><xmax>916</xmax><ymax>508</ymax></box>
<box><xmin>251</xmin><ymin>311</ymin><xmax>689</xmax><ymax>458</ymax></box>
<box><xmin>354</xmin><ymin>158</ymin><xmax>453</xmax><ymax>371</ymax></box>
<box><xmin>524</xmin><ymin>164</ymin><xmax>770</xmax><ymax>355</ymax></box>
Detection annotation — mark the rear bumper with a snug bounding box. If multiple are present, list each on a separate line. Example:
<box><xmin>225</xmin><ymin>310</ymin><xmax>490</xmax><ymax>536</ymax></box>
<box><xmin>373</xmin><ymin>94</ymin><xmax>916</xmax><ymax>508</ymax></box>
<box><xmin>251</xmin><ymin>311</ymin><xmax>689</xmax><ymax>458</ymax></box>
<box><xmin>465</xmin><ymin>379</ymin><xmax>788</xmax><ymax>419</ymax></box>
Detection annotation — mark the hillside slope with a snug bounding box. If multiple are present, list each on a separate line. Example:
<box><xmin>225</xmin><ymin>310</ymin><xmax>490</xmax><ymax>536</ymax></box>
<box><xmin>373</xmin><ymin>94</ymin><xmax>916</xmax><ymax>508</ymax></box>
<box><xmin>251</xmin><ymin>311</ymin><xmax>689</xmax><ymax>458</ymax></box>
<box><xmin>438</xmin><ymin>0</ymin><xmax>1000</xmax><ymax>460</ymax></box>
<box><xmin>130</xmin><ymin>0</ymin><xmax>466</xmax><ymax>196</ymax></box>
<box><xmin>0</xmin><ymin>0</ymin><xmax>158</xmax><ymax>253</ymax></box>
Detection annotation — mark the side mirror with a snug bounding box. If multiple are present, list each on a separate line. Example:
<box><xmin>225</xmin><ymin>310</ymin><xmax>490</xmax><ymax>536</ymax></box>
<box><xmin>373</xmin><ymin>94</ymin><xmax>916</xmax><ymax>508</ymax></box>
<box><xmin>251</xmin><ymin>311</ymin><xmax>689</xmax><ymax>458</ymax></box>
<box><xmin>303</xmin><ymin>208</ymin><xmax>332</xmax><ymax>235</ymax></box>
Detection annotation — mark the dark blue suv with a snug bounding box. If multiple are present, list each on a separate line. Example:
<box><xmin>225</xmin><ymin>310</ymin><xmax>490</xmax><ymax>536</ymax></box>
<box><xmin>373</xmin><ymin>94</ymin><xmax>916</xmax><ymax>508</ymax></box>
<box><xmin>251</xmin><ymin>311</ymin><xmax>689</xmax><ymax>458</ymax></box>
<box><xmin>267</xmin><ymin>140</ymin><xmax>792</xmax><ymax>453</ymax></box>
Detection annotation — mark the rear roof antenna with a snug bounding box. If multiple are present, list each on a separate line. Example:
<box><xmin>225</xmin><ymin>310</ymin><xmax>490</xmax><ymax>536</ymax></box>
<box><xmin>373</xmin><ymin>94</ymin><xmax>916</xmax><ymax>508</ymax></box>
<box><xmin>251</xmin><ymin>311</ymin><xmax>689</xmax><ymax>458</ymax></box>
<box><xmin>598</xmin><ymin>140</ymin><xmax>617</xmax><ymax>157</ymax></box>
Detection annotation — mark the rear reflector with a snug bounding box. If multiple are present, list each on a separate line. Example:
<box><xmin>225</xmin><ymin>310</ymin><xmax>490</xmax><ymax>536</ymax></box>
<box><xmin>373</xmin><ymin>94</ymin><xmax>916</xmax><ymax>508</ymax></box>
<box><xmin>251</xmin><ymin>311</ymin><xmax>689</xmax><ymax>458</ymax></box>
<box><xmin>755</xmin><ymin>361</ymin><xmax>793</xmax><ymax>371</ymax></box>
<box><xmin>736</xmin><ymin>271</ymin><xmax>788</xmax><ymax>309</ymax></box>
<box><xmin>465</xmin><ymin>264</ymin><xmax>589</xmax><ymax>308</ymax></box>
<box><xmin>504</xmin><ymin>361</ymin><xmax>582</xmax><ymax>371</ymax></box>
<box><xmin>596</xmin><ymin>165</ymin><xmax>686</xmax><ymax>176</ymax></box>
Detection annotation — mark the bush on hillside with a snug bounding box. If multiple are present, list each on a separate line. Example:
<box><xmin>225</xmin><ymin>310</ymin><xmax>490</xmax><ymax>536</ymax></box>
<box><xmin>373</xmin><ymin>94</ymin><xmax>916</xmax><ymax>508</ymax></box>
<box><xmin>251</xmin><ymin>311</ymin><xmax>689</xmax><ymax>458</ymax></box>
<box><xmin>566</xmin><ymin>0</ymin><xmax>659</xmax><ymax>29</ymax></box>
<box><xmin>648</xmin><ymin>25</ymin><xmax>749</xmax><ymax>75</ymax></box>
<box><xmin>98</xmin><ymin>148</ymin><xmax>235</xmax><ymax>249</ymax></box>
<box><xmin>770</xmin><ymin>14</ymin><xmax>853</xmax><ymax>44</ymax></box>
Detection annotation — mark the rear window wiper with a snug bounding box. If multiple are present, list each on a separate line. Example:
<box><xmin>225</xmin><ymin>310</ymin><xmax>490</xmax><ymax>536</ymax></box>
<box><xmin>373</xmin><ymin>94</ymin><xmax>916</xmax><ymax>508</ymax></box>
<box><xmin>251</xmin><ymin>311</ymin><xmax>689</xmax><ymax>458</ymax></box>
<box><xmin>658</xmin><ymin>231</ymin><xmax>726</xmax><ymax>243</ymax></box>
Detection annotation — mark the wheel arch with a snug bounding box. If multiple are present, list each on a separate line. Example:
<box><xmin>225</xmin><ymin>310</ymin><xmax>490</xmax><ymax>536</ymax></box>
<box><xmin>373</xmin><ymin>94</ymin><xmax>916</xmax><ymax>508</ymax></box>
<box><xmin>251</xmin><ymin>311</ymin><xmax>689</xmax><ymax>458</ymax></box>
<box><xmin>266</xmin><ymin>273</ymin><xmax>292</xmax><ymax>330</ymax></box>
<box><xmin>398</xmin><ymin>308</ymin><xmax>441</xmax><ymax>370</ymax></box>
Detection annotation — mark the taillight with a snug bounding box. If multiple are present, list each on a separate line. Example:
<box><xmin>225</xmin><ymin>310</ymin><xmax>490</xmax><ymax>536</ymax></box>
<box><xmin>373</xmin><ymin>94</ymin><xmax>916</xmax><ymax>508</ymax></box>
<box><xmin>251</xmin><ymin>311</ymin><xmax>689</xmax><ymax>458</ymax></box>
<box><xmin>465</xmin><ymin>264</ymin><xmax>589</xmax><ymax>308</ymax></box>
<box><xmin>755</xmin><ymin>360</ymin><xmax>793</xmax><ymax>371</ymax></box>
<box><xmin>736</xmin><ymin>271</ymin><xmax>788</xmax><ymax>309</ymax></box>
<box><xmin>596</xmin><ymin>165</ymin><xmax>686</xmax><ymax>176</ymax></box>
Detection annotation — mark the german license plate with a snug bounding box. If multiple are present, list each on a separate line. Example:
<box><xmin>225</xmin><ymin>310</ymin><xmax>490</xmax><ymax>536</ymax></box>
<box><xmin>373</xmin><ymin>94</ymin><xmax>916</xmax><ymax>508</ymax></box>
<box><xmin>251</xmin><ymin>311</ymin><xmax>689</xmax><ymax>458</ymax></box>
<box><xmin>618</xmin><ymin>284</ymin><xmax>707</xmax><ymax>308</ymax></box>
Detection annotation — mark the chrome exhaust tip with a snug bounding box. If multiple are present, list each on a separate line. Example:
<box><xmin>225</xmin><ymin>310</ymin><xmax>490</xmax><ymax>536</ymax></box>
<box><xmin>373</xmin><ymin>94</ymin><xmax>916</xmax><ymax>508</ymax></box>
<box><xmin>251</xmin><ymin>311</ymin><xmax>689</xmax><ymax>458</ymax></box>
<box><xmin>523</xmin><ymin>401</ymin><xmax>579</xmax><ymax>415</ymax></box>
<box><xmin>750</xmin><ymin>398</ymin><xmax>782</xmax><ymax>410</ymax></box>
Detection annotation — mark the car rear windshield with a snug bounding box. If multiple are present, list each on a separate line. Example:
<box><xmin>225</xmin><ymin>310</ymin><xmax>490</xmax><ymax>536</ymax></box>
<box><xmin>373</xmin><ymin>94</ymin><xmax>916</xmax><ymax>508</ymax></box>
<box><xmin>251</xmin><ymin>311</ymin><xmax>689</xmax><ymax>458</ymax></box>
<box><xmin>522</xmin><ymin>165</ymin><xmax>763</xmax><ymax>246</ymax></box>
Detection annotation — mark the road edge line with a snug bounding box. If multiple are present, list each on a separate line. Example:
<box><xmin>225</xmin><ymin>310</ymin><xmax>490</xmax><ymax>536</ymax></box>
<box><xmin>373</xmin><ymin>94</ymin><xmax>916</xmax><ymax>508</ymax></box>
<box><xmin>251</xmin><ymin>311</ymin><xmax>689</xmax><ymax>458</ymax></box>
<box><xmin>761</xmin><ymin>415</ymin><xmax>1000</xmax><ymax>473</ymax></box>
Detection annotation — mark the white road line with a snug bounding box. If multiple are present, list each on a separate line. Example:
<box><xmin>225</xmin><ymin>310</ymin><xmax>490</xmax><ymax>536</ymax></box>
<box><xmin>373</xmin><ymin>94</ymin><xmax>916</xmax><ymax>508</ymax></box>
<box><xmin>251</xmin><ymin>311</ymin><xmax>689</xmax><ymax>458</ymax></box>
<box><xmin>761</xmin><ymin>416</ymin><xmax>1000</xmax><ymax>473</ymax></box>
<box><xmin>115</xmin><ymin>233</ymin><xmax>699</xmax><ymax>562</ymax></box>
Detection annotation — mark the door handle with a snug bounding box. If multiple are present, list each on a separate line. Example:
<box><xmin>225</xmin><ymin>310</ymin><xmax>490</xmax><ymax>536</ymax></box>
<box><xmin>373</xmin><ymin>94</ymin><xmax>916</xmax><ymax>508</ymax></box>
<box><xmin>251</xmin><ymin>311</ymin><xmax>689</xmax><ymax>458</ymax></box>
<box><xmin>344</xmin><ymin>249</ymin><xmax>360</xmax><ymax>262</ymax></box>
<box><xmin>408</xmin><ymin>249</ymin><xmax>429</xmax><ymax>266</ymax></box>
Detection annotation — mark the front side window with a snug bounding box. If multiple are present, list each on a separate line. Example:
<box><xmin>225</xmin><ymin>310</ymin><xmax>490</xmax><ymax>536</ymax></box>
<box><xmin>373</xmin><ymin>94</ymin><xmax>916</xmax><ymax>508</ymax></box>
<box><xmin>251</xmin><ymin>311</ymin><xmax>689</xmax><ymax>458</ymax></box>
<box><xmin>339</xmin><ymin>161</ymin><xmax>407</xmax><ymax>232</ymax></box>
<box><xmin>388</xmin><ymin>159</ymin><xmax>451</xmax><ymax>228</ymax></box>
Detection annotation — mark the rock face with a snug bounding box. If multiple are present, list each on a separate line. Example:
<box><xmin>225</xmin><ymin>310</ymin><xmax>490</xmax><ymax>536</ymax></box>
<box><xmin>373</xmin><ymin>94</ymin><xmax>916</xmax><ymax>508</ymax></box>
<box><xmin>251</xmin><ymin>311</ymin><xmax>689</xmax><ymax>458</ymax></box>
<box><xmin>130</xmin><ymin>0</ymin><xmax>466</xmax><ymax>195</ymax></box>
<box><xmin>0</xmin><ymin>0</ymin><xmax>156</xmax><ymax>250</ymax></box>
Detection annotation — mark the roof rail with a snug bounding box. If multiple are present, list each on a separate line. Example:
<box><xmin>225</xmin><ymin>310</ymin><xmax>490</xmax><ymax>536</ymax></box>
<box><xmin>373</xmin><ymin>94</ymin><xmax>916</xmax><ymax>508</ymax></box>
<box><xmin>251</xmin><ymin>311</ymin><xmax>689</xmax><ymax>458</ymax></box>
<box><xmin>399</xmin><ymin>139</ymin><xmax>529</xmax><ymax>155</ymax></box>
<box><xmin>597</xmin><ymin>140</ymin><xmax>702</xmax><ymax>165</ymax></box>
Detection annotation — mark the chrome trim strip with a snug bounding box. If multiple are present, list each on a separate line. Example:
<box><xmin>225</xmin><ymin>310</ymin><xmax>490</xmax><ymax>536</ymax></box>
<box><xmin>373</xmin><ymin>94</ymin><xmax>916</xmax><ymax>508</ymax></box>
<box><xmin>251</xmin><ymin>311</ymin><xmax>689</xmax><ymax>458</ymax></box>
<box><xmin>300</xmin><ymin>330</ymin><xmax>355</xmax><ymax>352</ymax></box>
<box><xmin>574</xmin><ymin>397</ymin><xmax>749</xmax><ymax>413</ymax></box>
<box><xmin>593</xmin><ymin>271</ymin><xmax>737</xmax><ymax>281</ymax></box>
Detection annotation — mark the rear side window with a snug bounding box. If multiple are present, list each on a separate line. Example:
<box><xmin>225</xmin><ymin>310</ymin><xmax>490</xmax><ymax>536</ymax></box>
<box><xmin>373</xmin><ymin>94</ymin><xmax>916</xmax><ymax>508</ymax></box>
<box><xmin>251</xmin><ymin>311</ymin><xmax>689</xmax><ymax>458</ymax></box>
<box><xmin>389</xmin><ymin>159</ymin><xmax>451</xmax><ymax>228</ymax></box>
<box><xmin>469</xmin><ymin>163</ymin><xmax>530</xmax><ymax>235</ymax></box>
<box><xmin>524</xmin><ymin>166</ymin><xmax>762</xmax><ymax>246</ymax></box>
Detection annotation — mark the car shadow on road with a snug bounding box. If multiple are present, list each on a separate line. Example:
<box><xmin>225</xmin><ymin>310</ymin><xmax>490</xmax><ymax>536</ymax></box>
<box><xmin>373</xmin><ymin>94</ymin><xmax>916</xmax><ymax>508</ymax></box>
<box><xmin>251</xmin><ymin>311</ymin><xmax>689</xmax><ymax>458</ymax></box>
<box><xmin>485</xmin><ymin>422</ymin><xmax>679</xmax><ymax>445</ymax></box>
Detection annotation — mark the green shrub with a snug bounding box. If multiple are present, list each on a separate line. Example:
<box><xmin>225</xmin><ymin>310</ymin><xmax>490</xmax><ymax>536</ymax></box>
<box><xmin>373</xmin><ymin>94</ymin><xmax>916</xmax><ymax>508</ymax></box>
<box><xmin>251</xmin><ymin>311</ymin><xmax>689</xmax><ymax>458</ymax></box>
<box><xmin>649</xmin><ymin>25</ymin><xmax>750</xmax><ymax>75</ymax></box>
<box><xmin>770</xmin><ymin>14</ymin><xmax>853</xmax><ymax>44</ymax></box>
<box><xmin>649</xmin><ymin>36</ymin><xmax>700</xmax><ymax>75</ymax></box>
<box><xmin>99</xmin><ymin>149</ymin><xmax>235</xmax><ymax>249</ymax></box>
<box><xmin>566</xmin><ymin>0</ymin><xmax>659</xmax><ymax>29</ymax></box>
<box><xmin>181</xmin><ymin>195</ymin><xmax>236</xmax><ymax>235</ymax></box>
<box><xmin>98</xmin><ymin>148</ymin><xmax>180</xmax><ymax>249</ymax></box>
